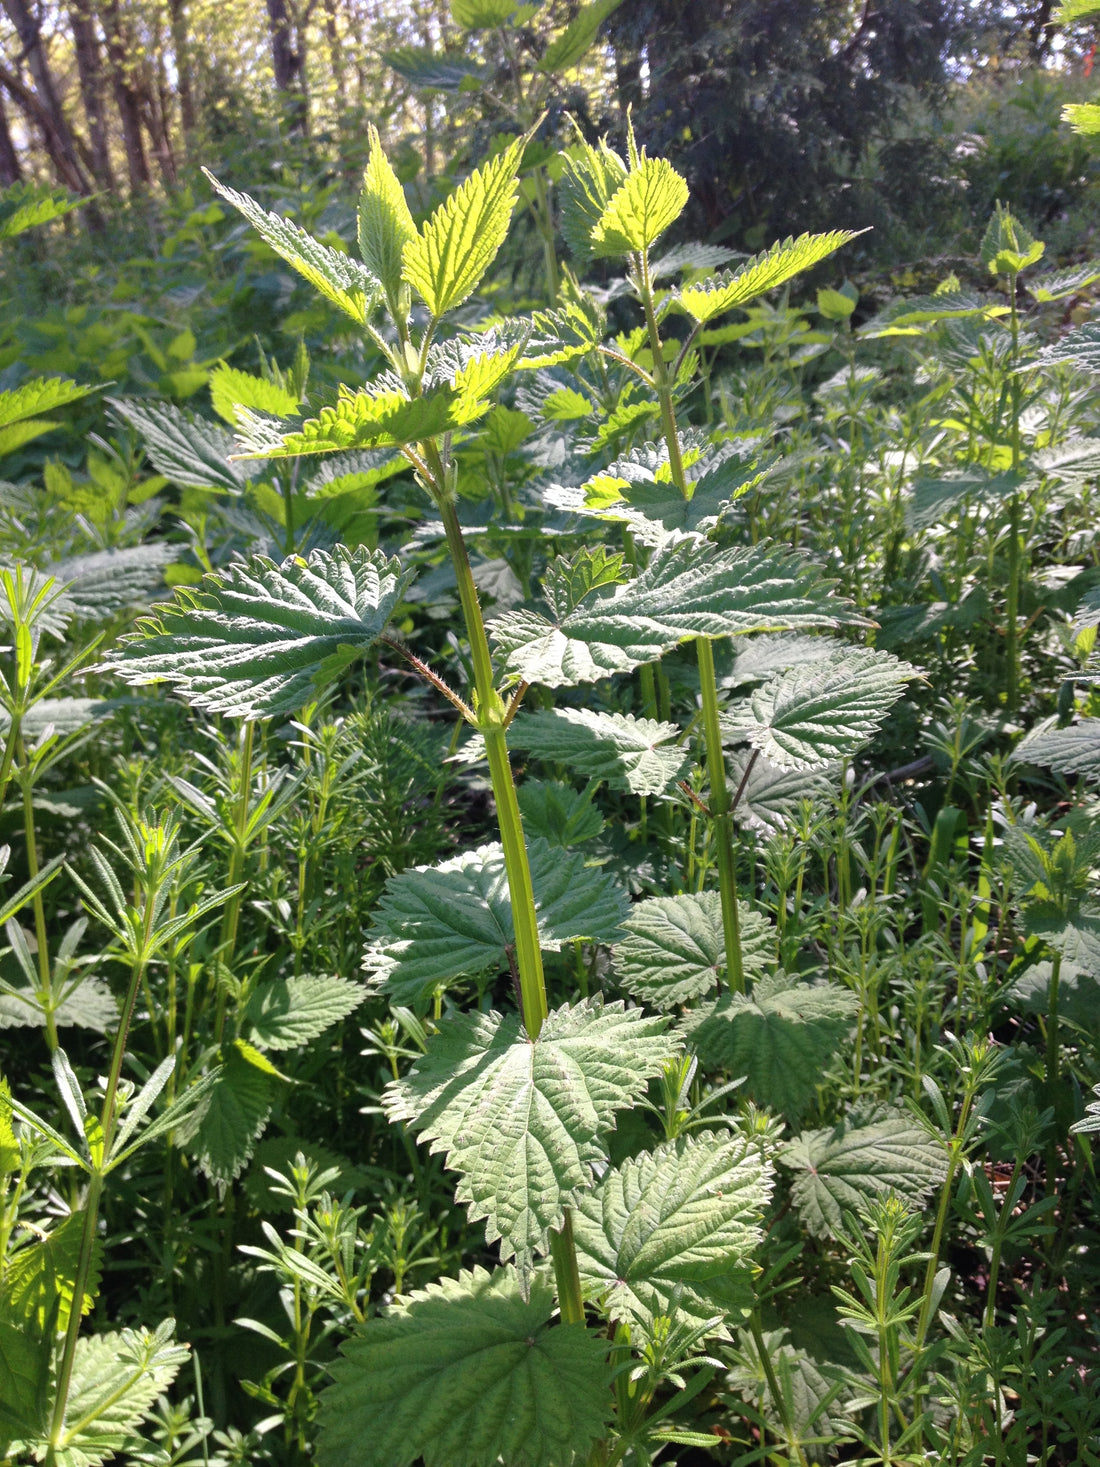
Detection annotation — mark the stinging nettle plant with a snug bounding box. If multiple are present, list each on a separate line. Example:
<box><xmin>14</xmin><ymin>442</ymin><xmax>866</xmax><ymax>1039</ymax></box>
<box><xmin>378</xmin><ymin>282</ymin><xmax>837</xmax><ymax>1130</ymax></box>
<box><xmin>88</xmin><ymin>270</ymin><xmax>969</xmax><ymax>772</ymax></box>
<box><xmin>102</xmin><ymin>122</ymin><xmax>917</xmax><ymax>1464</ymax></box>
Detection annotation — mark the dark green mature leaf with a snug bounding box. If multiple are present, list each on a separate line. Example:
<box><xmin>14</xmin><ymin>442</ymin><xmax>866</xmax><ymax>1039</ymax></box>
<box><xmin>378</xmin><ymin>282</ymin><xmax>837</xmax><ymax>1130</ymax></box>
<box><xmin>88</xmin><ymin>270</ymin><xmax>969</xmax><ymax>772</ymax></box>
<box><xmin>385</xmin><ymin>46</ymin><xmax>490</xmax><ymax>91</ymax></box>
<box><xmin>508</xmin><ymin>708</ymin><xmax>690</xmax><ymax>796</ymax></box>
<box><xmin>614</xmin><ymin>892</ymin><xmax>774</xmax><ymax>1008</ymax></box>
<box><xmin>109</xmin><ymin>399</ymin><xmax>250</xmax><ymax>492</ymax></box>
<box><xmin>105</xmin><ymin>546</ymin><xmax>412</xmax><ymax>720</ymax></box>
<box><xmin>860</xmin><ymin>291</ymin><xmax>1008</xmax><ymax>338</ymax></box>
<box><xmin>48</xmin><ymin>544</ymin><xmax>173</xmax><ymax>619</ymax></box>
<box><xmin>177</xmin><ymin>1044</ymin><xmax>275</xmax><ymax>1186</ymax></box>
<box><xmin>539</xmin><ymin>0</ymin><xmax>623</xmax><ymax>71</ymax></box>
<box><xmin>206</xmin><ymin>172</ymin><xmax>382</xmax><ymax>324</ymax></box>
<box><xmin>364</xmin><ymin>839</ymin><xmax>628</xmax><ymax>1002</ymax></box>
<box><xmin>246</xmin><ymin>975</ymin><xmax>364</xmax><ymax>1051</ymax></box>
<box><xmin>1032</xmin><ymin>321</ymin><xmax>1100</xmax><ymax>372</ymax></box>
<box><xmin>451</xmin><ymin>0</ymin><xmax>515</xmax><ymax>26</ymax></box>
<box><xmin>1012</xmin><ymin>718</ymin><xmax>1100</xmax><ymax>779</ymax></box>
<box><xmin>51</xmin><ymin>1320</ymin><xmax>188</xmax><ymax>1467</ymax></box>
<box><xmin>781</xmin><ymin>1107</ymin><xmax>947</xmax><ymax>1239</ymax></box>
<box><xmin>318</xmin><ymin>1267</ymin><xmax>613</xmax><ymax>1467</ymax></box>
<box><xmin>907</xmin><ymin>469</ymin><xmax>1024</xmax><ymax>530</ymax></box>
<box><xmin>403</xmin><ymin>136</ymin><xmax>525</xmax><ymax>316</ymax></box>
<box><xmin>591</xmin><ymin>155</ymin><xmax>688</xmax><ymax>257</ymax></box>
<box><xmin>492</xmin><ymin>539</ymin><xmax>860</xmax><ymax>688</ymax></box>
<box><xmin>0</xmin><ymin>1316</ymin><xmax>48</xmax><ymax>1441</ymax></box>
<box><xmin>572</xmin><ymin>1131</ymin><xmax>770</xmax><ymax>1333</ymax></box>
<box><xmin>687</xmin><ymin>973</ymin><xmax>858</xmax><ymax>1120</ymax></box>
<box><xmin>517</xmin><ymin>779</ymin><xmax>604</xmax><ymax>847</ymax></box>
<box><xmin>385</xmin><ymin>999</ymin><xmax>673</xmax><ymax>1263</ymax></box>
<box><xmin>678</xmin><ymin>232</ymin><xmax>860</xmax><ymax>324</ymax></box>
<box><xmin>725</xmin><ymin>648</ymin><xmax>916</xmax><ymax>770</ymax></box>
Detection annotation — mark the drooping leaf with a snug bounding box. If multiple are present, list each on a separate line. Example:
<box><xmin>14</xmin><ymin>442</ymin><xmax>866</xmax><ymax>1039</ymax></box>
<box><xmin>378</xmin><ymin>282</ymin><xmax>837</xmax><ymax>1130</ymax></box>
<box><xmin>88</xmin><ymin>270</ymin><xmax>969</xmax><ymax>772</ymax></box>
<box><xmin>1028</xmin><ymin>261</ymin><xmax>1100</xmax><ymax>302</ymax></box>
<box><xmin>209</xmin><ymin>365</ymin><xmax>300</xmax><ymax>427</ymax></box>
<box><xmin>614</xmin><ymin>892</ymin><xmax>774</xmax><ymax>1008</ymax></box>
<box><xmin>403</xmin><ymin>136</ymin><xmax>525</xmax><ymax>317</ymax></box>
<box><xmin>205</xmin><ymin>172</ymin><xmax>382</xmax><ymax>324</ymax></box>
<box><xmin>591</xmin><ymin>155</ymin><xmax>688</xmax><ymax>257</ymax></box>
<box><xmin>1032</xmin><ymin>321</ymin><xmax>1100</xmax><ymax>373</ymax></box>
<box><xmin>508</xmin><ymin>708</ymin><xmax>690</xmax><ymax>797</ymax></box>
<box><xmin>105</xmin><ymin>546</ymin><xmax>413</xmax><ymax>720</ymax></box>
<box><xmin>677</xmin><ymin>232</ymin><xmax>860</xmax><ymax>324</ymax></box>
<box><xmin>50</xmin><ymin>1320</ymin><xmax>188</xmax><ymax>1467</ymax></box>
<box><xmin>385</xmin><ymin>999</ymin><xmax>673</xmax><ymax>1263</ymax></box>
<box><xmin>176</xmin><ymin>1043</ymin><xmax>276</xmax><ymax>1186</ymax></box>
<box><xmin>47</xmin><ymin>543</ymin><xmax>174</xmax><ymax>619</ymax></box>
<box><xmin>109</xmin><ymin>399</ymin><xmax>250</xmax><ymax>493</ymax></box>
<box><xmin>245</xmin><ymin>975</ymin><xmax>365</xmax><ymax>1051</ymax></box>
<box><xmin>572</xmin><ymin>1130</ymin><xmax>770</xmax><ymax>1333</ymax></box>
<box><xmin>860</xmin><ymin>290</ymin><xmax>1008</xmax><ymax>337</ymax></box>
<box><xmin>364</xmin><ymin>839</ymin><xmax>628</xmax><ymax>1002</ymax></box>
<box><xmin>724</xmin><ymin>648</ymin><xmax>917</xmax><ymax>771</ymax></box>
<box><xmin>782</xmin><ymin>1106</ymin><xmax>947</xmax><ymax>1239</ymax></box>
<box><xmin>651</xmin><ymin>242</ymin><xmax>739</xmax><ymax>278</ymax></box>
<box><xmin>1012</xmin><ymin>718</ymin><xmax>1100</xmax><ymax>779</ymax></box>
<box><xmin>687</xmin><ymin>972</ymin><xmax>859</xmax><ymax>1120</ymax></box>
<box><xmin>359</xmin><ymin>124</ymin><xmax>419</xmax><ymax>298</ymax></box>
<box><xmin>304</xmin><ymin>447</ymin><xmax>405</xmax><ymax>499</ymax></box>
<box><xmin>539</xmin><ymin>0</ymin><xmax>623</xmax><ymax>71</ymax></box>
<box><xmin>907</xmin><ymin>468</ymin><xmax>1025</xmax><ymax>530</ymax></box>
<box><xmin>318</xmin><ymin>1267</ymin><xmax>613</xmax><ymax>1467</ymax></box>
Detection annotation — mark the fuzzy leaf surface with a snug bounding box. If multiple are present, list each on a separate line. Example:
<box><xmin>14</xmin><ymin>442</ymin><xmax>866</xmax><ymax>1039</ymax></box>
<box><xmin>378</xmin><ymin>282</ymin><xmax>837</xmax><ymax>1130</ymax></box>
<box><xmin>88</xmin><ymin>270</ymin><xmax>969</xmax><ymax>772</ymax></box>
<box><xmin>175</xmin><ymin>1044</ymin><xmax>275</xmax><ymax>1185</ymax></box>
<box><xmin>365</xmin><ymin>838</ymin><xmax>628</xmax><ymax>1001</ymax></box>
<box><xmin>246</xmin><ymin>975</ymin><xmax>364</xmax><ymax>1050</ymax></box>
<box><xmin>106</xmin><ymin>547</ymin><xmax>411</xmax><ymax>720</ymax></box>
<box><xmin>677</xmin><ymin>231</ymin><xmax>859</xmax><ymax>323</ymax></box>
<box><xmin>206</xmin><ymin>172</ymin><xmax>382</xmax><ymax>323</ymax></box>
<box><xmin>48</xmin><ymin>544</ymin><xmax>173</xmax><ymax>619</ymax></box>
<box><xmin>687</xmin><ymin>973</ymin><xmax>858</xmax><ymax>1120</ymax></box>
<box><xmin>782</xmin><ymin>1107</ymin><xmax>947</xmax><ymax>1239</ymax></box>
<box><xmin>726</xmin><ymin>648</ymin><xmax>916</xmax><ymax>771</ymax></box>
<box><xmin>109</xmin><ymin>399</ymin><xmax>250</xmax><ymax>493</ymax></box>
<box><xmin>508</xmin><ymin>708</ymin><xmax>690</xmax><ymax>796</ymax></box>
<box><xmin>1012</xmin><ymin>718</ymin><xmax>1100</xmax><ymax>779</ymax></box>
<box><xmin>359</xmin><ymin>125</ymin><xmax>419</xmax><ymax>296</ymax></box>
<box><xmin>403</xmin><ymin>136</ymin><xmax>524</xmax><ymax>316</ymax></box>
<box><xmin>591</xmin><ymin>155</ymin><xmax>688</xmax><ymax>256</ymax></box>
<box><xmin>385</xmin><ymin>999</ymin><xmax>672</xmax><ymax>1263</ymax></box>
<box><xmin>318</xmin><ymin>1267</ymin><xmax>612</xmax><ymax>1467</ymax></box>
<box><xmin>1032</xmin><ymin>321</ymin><xmax>1100</xmax><ymax>372</ymax></box>
<box><xmin>615</xmin><ymin>892</ymin><xmax>774</xmax><ymax>1008</ymax></box>
<box><xmin>572</xmin><ymin>1131</ymin><xmax>770</xmax><ymax>1332</ymax></box>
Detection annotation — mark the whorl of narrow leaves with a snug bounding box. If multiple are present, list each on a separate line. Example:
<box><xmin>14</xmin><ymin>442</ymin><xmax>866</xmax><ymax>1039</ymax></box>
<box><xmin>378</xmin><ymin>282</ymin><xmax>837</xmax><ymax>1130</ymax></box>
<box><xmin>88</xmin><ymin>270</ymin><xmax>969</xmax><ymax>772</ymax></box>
<box><xmin>725</xmin><ymin>648</ymin><xmax>917</xmax><ymax>771</ymax></box>
<box><xmin>384</xmin><ymin>999</ymin><xmax>674</xmax><ymax>1267</ymax></box>
<box><xmin>364</xmin><ymin>839</ymin><xmax>628</xmax><ymax>1002</ymax></box>
<box><xmin>507</xmin><ymin>707</ymin><xmax>690</xmax><ymax>797</ymax></box>
<box><xmin>614</xmin><ymin>892</ymin><xmax>774</xmax><ymax>1008</ymax></box>
<box><xmin>590</xmin><ymin>154</ymin><xmax>688</xmax><ymax>257</ymax></box>
<box><xmin>359</xmin><ymin>124</ymin><xmax>418</xmax><ymax>299</ymax></box>
<box><xmin>105</xmin><ymin>546</ymin><xmax>413</xmax><ymax>720</ymax></box>
<box><xmin>317</xmin><ymin>1268</ymin><xmax>613</xmax><ymax>1467</ymax></box>
<box><xmin>781</xmin><ymin>1107</ymin><xmax>947</xmax><ymax>1240</ymax></box>
<box><xmin>677</xmin><ymin>232</ymin><xmax>861</xmax><ymax>324</ymax></box>
<box><xmin>571</xmin><ymin>1131</ymin><xmax>771</xmax><ymax>1334</ymax></box>
<box><xmin>402</xmin><ymin>135</ymin><xmax>525</xmax><ymax>317</ymax></box>
<box><xmin>205</xmin><ymin>171</ymin><xmax>382</xmax><ymax>324</ymax></box>
<box><xmin>687</xmin><ymin>973</ymin><xmax>859</xmax><ymax>1121</ymax></box>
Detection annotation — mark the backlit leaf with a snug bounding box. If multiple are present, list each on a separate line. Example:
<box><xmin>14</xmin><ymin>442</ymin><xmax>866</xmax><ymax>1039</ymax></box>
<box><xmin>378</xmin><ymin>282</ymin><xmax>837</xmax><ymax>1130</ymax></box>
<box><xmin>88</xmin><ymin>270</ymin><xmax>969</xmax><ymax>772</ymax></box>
<box><xmin>451</xmin><ymin>0</ymin><xmax>515</xmax><ymax>25</ymax></box>
<box><xmin>209</xmin><ymin>365</ymin><xmax>300</xmax><ymax>427</ymax></box>
<box><xmin>233</xmin><ymin>388</ymin><xmax>461</xmax><ymax>458</ymax></box>
<box><xmin>591</xmin><ymin>155</ymin><xmax>688</xmax><ymax>257</ymax></box>
<box><xmin>0</xmin><ymin>376</ymin><xmax>93</xmax><ymax>431</ymax></box>
<box><xmin>359</xmin><ymin>124</ymin><xmax>418</xmax><ymax>297</ymax></box>
<box><xmin>539</xmin><ymin>0</ymin><xmax>623</xmax><ymax>72</ymax></box>
<box><xmin>678</xmin><ymin>232</ymin><xmax>860</xmax><ymax>324</ymax></box>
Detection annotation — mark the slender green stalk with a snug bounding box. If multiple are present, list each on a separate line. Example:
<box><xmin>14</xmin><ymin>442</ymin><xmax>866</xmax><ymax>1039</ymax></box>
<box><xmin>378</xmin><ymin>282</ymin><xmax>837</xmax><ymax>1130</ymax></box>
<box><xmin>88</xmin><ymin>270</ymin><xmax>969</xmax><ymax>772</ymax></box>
<box><xmin>213</xmin><ymin>719</ymin><xmax>255</xmax><ymax>1044</ymax></box>
<box><xmin>19</xmin><ymin>743</ymin><xmax>56</xmax><ymax>1050</ymax></box>
<box><xmin>549</xmin><ymin>1208</ymin><xmax>585</xmax><ymax>1325</ymax></box>
<box><xmin>1005</xmin><ymin>271</ymin><xmax>1022</xmax><ymax>715</ymax></box>
<box><xmin>696</xmin><ymin>637</ymin><xmax>743</xmax><ymax>990</ymax></box>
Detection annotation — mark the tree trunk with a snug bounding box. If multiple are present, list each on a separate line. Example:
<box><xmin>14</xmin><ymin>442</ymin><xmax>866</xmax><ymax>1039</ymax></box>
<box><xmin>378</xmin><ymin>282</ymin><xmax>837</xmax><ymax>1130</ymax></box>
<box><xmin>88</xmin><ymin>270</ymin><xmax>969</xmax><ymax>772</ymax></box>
<box><xmin>167</xmin><ymin>0</ymin><xmax>195</xmax><ymax>143</ymax></box>
<box><xmin>97</xmin><ymin>0</ymin><xmax>151</xmax><ymax>192</ymax></box>
<box><xmin>323</xmin><ymin>0</ymin><xmax>346</xmax><ymax>111</ymax></box>
<box><xmin>0</xmin><ymin>88</ymin><xmax>22</xmax><ymax>185</ymax></box>
<box><xmin>69</xmin><ymin>0</ymin><xmax>115</xmax><ymax>189</ymax></box>
<box><xmin>1</xmin><ymin>0</ymin><xmax>93</xmax><ymax>192</ymax></box>
<box><xmin>265</xmin><ymin>0</ymin><xmax>308</xmax><ymax>131</ymax></box>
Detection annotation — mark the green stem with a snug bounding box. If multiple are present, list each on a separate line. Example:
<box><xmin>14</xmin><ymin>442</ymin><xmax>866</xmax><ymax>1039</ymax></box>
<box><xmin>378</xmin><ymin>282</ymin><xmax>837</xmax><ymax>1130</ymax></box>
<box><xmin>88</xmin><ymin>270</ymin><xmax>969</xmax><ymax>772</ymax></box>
<box><xmin>214</xmin><ymin>720</ymin><xmax>255</xmax><ymax>1044</ymax></box>
<box><xmin>549</xmin><ymin>1207</ymin><xmax>585</xmax><ymax>1325</ymax></box>
<box><xmin>696</xmin><ymin>637</ymin><xmax>743</xmax><ymax>991</ymax></box>
<box><xmin>1005</xmin><ymin>274</ymin><xmax>1022</xmax><ymax>715</ymax></box>
<box><xmin>19</xmin><ymin>747</ymin><xmax>56</xmax><ymax>1050</ymax></box>
<box><xmin>531</xmin><ymin>165</ymin><xmax>559</xmax><ymax>306</ymax></box>
<box><xmin>749</xmin><ymin>1312</ymin><xmax>810</xmax><ymax>1467</ymax></box>
<box><xmin>1046</xmin><ymin>950</ymin><xmax>1062</xmax><ymax>1194</ymax></box>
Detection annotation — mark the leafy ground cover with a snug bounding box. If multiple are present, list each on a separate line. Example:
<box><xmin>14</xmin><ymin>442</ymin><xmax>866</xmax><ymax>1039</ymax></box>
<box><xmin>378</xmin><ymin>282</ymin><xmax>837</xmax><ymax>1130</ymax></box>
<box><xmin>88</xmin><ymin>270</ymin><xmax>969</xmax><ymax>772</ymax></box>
<box><xmin>2</xmin><ymin>112</ymin><xmax>1100</xmax><ymax>1467</ymax></box>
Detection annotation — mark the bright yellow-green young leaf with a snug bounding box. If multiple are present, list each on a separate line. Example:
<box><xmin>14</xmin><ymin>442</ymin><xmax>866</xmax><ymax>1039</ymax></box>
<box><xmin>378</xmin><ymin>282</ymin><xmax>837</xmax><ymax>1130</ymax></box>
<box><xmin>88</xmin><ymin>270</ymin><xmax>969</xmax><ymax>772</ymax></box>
<box><xmin>558</xmin><ymin>137</ymin><xmax>628</xmax><ymax>263</ymax></box>
<box><xmin>209</xmin><ymin>365</ymin><xmax>300</xmax><ymax>427</ymax></box>
<box><xmin>1055</xmin><ymin>0</ymin><xmax>1098</xmax><ymax>22</ymax></box>
<box><xmin>233</xmin><ymin>389</ymin><xmax>461</xmax><ymax>458</ymax></box>
<box><xmin>402</xmin><ymin>136</ymin><xmax>526</xmax><ymax>317</ymax></box>
<box><xmin>1063</xmin><ymin>101</ymin><xmax>1100</xmax><ymax>134</ymax></box>
<box><xmin>678</xmin><ymin>230</ymin><xmax>862</xmax><ymax>324</ymax></box>
<box><xmin>451</xmin><ymin>0</ymin><xmax>515</xmax><ymax>27</ymax></box>
<box><xmin>539</xmin><ymin>0</ymin><xmax>624</xmax><ymax>73</ymax></box>
<box><xmin>980</xmin><ymin>204</ymin><xmax>1044</xmax><ymax>276</ymax></box>
<box><xmin>359</xmin><ymin>124</ymin><xmax>418</xmax><ymax>299</ymax></box>
<box><xmin>590</xmin><ymin>155</ymin><xmax>688</xmax><ymax>258</ymax></box>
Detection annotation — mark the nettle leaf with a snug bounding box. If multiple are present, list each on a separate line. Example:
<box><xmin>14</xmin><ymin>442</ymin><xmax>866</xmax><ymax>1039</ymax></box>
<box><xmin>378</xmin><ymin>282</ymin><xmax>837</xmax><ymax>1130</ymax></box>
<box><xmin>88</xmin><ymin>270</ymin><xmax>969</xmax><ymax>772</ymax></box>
<box><xmin>385</xmin><ymin>46</ymin><xmax>489</xmax><ymax>91</ymax></box>
<box><xmin>591</xmin><ymin>154</ymin><xmax>688</xmax><ymax>257</ymax></box>
<box><xmin>907</xmin><ymin>468</ymin><xmax>1025</xmax><ymax>530</ymax></box>
<box><xmin>209</xmin><ymin>364</ymin><xmax>300</xmax><ymax>427</ymax></box>
<box><xmin>542</xmin><ymin>547</ymin><xmax>628</xmax><ymax>618</ymax></box>
<box><xmin>0</xmin><ymin>376</ymin><xmax>93</xmax><ymax>431</ymax></box>
<box><xmin>106</xmin><ymin>546</ymin><xmax>412</xmax><ymax>720</ymax></box>
<box><xmin>403</xmin><ymin>135</ymin><xmax>525</xmax><ymax>317</ymax></box>
<box><xmin>245</xmin><ymin>975</ymin><xmax>364</xmax><ymax>1050</ymax></box>
<box><xmin>51</xmin><ymin>1320</ymin><xmax>188</xmax><ymax>1467</ymax></box>
<box><xmin>517</xmin><ymin>779</ymin><xmax>604</xmax><ymax>847</ymax></box>
<box><xmin>1013</xmin><ymin>718</ymin><xmax>1100</xmax><ymax>779</ymax></box>
<box><xmin>206</xmin><ymin>171</ymin><xmax>382</xmax><ymax>324</ymax></box>
<box><xmin>110</xmin><ymin>398</ymin><xmax>250</xmax><ymax>493</ymax></box>
<box><xmin>492</xmin><ymin>540</ymin><xmax>859</xmax><ymax>689</ymax></box>
<box><xmin>725</xmin><ymin>648</ymin><xmax>917</xmax><ymax>771</ymax></box>
<box><xmin>860</xmin><ymin>290</ymin><xmax>1008</xmax><ymax>338</ymax></box>
<box><xmin>687</xmin><ymin>973</ymin><xmax>859</xmax><ymax>1120</ymax></box>
<box><xmin>386</xmin><ymin>999</ymin><xmax>673</xmax><ymax>1264</ymax></box>
<box><xmin>651</xmin><ymin>242</ymin><xmax>739</xmax><ymax>279</ymax></box>
<box><xmin>782</xmin><ymin>1107</ymin><xmax>947</xmax><ymax>1240</ymax></box>
<box><xmin>508</xmin><ymin>708</ymin><xmax>690</xmax><ymax>797</ymax></box>
<box><xmin>0</xmin><ymin>1314</ymin><xmax>48</xmax><ymax>1442</ymax></box>
<box><xmin>451</xmin><ymin>0</ymin><xmax>515</xmax><ymax>27</ymax></box>
<box><xmin>559</xmin><ymin>138</ymin><xmax>628</xmax><ymax>265</ymax></box>
<box><xmin>1029</xmin><ymin>260</ymin><xmax>1100</xmax><ymax>302</ymax></box>
<box><xmin>364</xmin><ymin>839</ymin><xmax>628</xmax><ymax>1002</ymax></box>
<box><xmin>614</xmin><ymin>892</ymin><xmax>774</xmax><ymax>1009</ymax></box>
<box><xmin>524</xmin><ymin>295</ymin><xmax>606</xmax><ymax>367</ymax></box>
<box><xmin>304</xmin><ymin>447</ymin><xmax>404</xmax><ymax>499</ymax></box>
<box><xmin>48</xmin><ymin>543</ymin><xmax>173</xmax><ymax>619</ymax></box>
<box><xmin>1033</xmin><ymin>321</ymin><xmax>1100</xmax><ymax>373</ymax></box>
<box><xmin>233</xmin><ymin>388</ymin><xmax>459</xmax><ymax>459</ymax></box>
<box><xmin>677</xmin><ymin>231</ymin><xmax>860</xmax><ymax>324</ymax></box>
<box><xmin>359</xmin><ymin>124</ymin><xmax>418</xmax><ymax>297</ymax></box>
<box><xmin>176</xmin><ymin>1043</ymin><xmax>275</xmax><ymax>1186</ymax></box>
<box><xmin>2</xmin><ymin>1212</ymin><xmax>101</xmax><ymax>1334</ymax></box>
<box><xmin>572</xmin><ymin>1130</ymin><xmax>771</xmax><ymax>1334</ymax></box>
<box><xmin>318</xmin><ymin>1267</ymin><xmax>613</xmax><ymax>1467</ymax></box>
<box><xmin>539</xmin><ymin>0</ymin><xmax>624</xmax><ymax>71</ymax></box>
